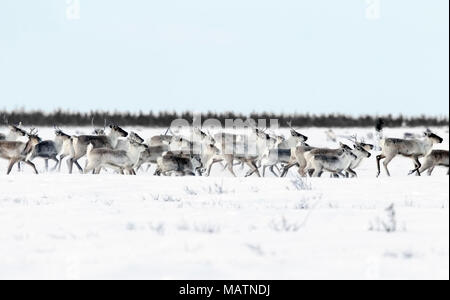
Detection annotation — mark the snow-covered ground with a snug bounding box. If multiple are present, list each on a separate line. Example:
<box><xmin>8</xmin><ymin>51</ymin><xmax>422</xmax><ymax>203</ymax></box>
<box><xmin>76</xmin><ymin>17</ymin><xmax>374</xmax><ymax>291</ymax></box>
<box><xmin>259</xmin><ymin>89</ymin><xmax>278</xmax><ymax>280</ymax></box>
<box><xmin>0</xmin><ymin>126</ymin><xmax>448</xmax><ymax>279</ymax></box>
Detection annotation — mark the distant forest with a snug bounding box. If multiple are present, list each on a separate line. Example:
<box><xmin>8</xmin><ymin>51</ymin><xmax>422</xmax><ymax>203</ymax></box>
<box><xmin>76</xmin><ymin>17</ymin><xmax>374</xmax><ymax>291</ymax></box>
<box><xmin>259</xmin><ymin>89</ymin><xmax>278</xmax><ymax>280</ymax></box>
<box><xmin>1</xmin><ymin>110</ymin><xmax>448</xmax><ymax>128</ymax></box>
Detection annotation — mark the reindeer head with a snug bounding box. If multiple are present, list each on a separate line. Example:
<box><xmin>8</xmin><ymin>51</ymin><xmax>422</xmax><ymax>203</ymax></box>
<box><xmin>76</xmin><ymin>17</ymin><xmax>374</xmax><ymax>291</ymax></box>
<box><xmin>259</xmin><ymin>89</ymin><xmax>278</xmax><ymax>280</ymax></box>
<box><xmin>193</xmin><ymin>127</ymin><xmax>216</xmax><ymax>145</ymax></box>
<box><xmin>347</xmin><ymin>135</ymin><xmax>374</xmax><ymax>152</ymax></box>
<box><xmin>339</xmin><ymin>142</ymin><xmax>352</xmax><ymax>151</ymax></box>
<box><xmin>109</xmin><ymin>124</ymin><xmax>128</xmax><ymax>137</ymax></box>
<box><xmin>353</xmin><ymin>144</ymin><xmax>371</xmax><ymax>158</ymax></box>
<box><xmin>360</xmin><ymin>142</ymin><xmax>375</xmax><ymax>151</ymax></box>
<box><xmin>54</xmin><ymin>126</ymin><xmax>71</xmax><ymax>139</ymax></box>
<box><xmin>128</xmin><ymin>139</ymin><xmax>148</xmax><ymax>153</ymax></box>
<box><xmin>8</xmin><ymin>122</ymin><xmax>27</xmax><ymax>137</ymax></box>
<box><xmin>424</xmin><ymin>132</ymin><xmax>443</xmax><ymax>144</ymax></box>
<box><xmin>22</xmin><ymin>128</ymin><xmax>42</xmax><ymax>154</ymax></box>
<box><xmin>287</xmin><ymin>121</ymin><xmax>308</xmax><ymax>142</ymax></box>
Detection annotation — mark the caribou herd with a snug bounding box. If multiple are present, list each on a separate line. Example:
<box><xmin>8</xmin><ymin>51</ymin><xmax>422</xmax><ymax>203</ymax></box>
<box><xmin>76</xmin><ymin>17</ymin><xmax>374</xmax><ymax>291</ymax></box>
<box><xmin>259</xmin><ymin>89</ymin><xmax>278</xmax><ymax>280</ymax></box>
<box><xmin>0</xmin><ymin>119</ymin><xmax>448</xmax><ymax>177</ymax></box>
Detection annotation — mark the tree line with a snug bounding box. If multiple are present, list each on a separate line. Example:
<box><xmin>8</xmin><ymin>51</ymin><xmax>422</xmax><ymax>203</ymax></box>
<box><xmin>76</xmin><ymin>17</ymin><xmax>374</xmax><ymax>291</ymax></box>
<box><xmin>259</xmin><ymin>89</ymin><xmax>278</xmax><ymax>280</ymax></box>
<box><xmin>1</xmin><ymin>110</ymin><xmax>448</xmax><ymax>128</ymax></box>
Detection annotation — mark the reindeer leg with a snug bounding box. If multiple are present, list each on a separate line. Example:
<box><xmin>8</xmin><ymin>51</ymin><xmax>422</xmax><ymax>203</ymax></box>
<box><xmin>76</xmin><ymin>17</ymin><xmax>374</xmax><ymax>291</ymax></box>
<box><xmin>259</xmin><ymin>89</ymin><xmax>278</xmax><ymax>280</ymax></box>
<box><xmin>269</xmin><ymin>165</ymin><xmax>279</xmax><ymax>177</ymax></box>
<box><xmin>419</xmin><ymin>160</ymin><xmax>432</xmax><ymax>176</ymax></box>
<box><xmin>58</xmin><ymin>155</ymin><xmax>66</xmax><ymax>172</ymax></box>
<box><xmin>6</xmin><ymin>159</ymin><xmax>18</xmax><ymax>175</ymax></box>
<box><xmin>312</xmin><ymin>166</ymin><xmax>322</xmax><ymax>177</ymax></box>
<box><xmin>281</xmin><ymin>162</ymin><xmax>296</xmax><ymax>177</ymax></box>
<box><xmin>245</xmin><ymin>161</ymin><xmax>261</xmax><ymax>177</ymax></box>
<box><xmin>382</xmin><ymin>155</ymin><xmax>394</xmax><ymax>177</ymax></box>
<box><xmin>24</xmin><ymin>160</ymin><xmax>39</xmax><ymax>174</ymax></box>
<box><xmin>45</xmin><ymin>159</ymin><xmax>49</xmax><ymax>172</ymax></box>
<box><xmin>84</xmin><ymin>163</ymin><xmax>95</xmax><ymax>174</ymax></box>
<box><xmin>414</xmin><ymin>157</ymin><xmax>422</xmax><ymax>176</ymax></box>
<box><xmin>274</xmin><ymin>165</ymin><xmax>281</xmax><ymax>174</ymax></box>
<box><xmin>262</xmin><ymin>165</ymin><xmax>267</xmax><ymax>177</ymax></box>
<box><xmin>376</xmin><ymin>154</ymin><xmax>385</xmax><ymax>177</ymax></box>
<box><xmin>74</xmin><ymin>160</ymin><xmax>83</xmax><ymax>173</ymax></box>
<box><xmin>50</xmin><ymin>157</ymin><xmax>59</xmax><ymax>171</ymax></box>
<box><xmin>408</xmin><ymin>157</ymin><xmax>422</xmax><ymax>176</ymax></box>
<box><xmin>67</xmin><ymin>158</ymin><xmax>74</xmax><ymax>174</ymax></box>
<box><xmin>206</xmin><ymin>159</ymin><xmax>214</xmax><ymax>177</ymax></box>
<box><xmin>347</xmin><ymin>168</ymin><xmax>357</xmax><ymax>178</ymax></box>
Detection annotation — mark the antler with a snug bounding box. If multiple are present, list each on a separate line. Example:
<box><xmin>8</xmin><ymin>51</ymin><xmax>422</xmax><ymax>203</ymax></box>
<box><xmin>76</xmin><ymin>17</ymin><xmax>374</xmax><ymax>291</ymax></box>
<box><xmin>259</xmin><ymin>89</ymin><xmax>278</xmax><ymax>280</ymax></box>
<box><xmin>345</xmin><ymin>134</ymin><xmax>360</xmax><ymax>145</ymax></box>
<box><xmin>287</xmin><ymin>121</ymin><xmax>293</xmax><ymax>129</ymax></box>
<box><xmin>28</xmin><ymin>128</ymin><xmax>38</xmax><ymax>136</ymax></box>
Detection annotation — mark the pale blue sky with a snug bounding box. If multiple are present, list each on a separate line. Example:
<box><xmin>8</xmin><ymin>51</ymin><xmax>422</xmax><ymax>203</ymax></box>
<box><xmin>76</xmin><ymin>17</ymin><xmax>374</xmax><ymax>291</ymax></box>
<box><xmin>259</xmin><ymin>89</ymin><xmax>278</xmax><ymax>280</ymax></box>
<box><xmin>0</xmin><ymin>0</ymin><xmax>448</xmax><ymax>116</ymax></box>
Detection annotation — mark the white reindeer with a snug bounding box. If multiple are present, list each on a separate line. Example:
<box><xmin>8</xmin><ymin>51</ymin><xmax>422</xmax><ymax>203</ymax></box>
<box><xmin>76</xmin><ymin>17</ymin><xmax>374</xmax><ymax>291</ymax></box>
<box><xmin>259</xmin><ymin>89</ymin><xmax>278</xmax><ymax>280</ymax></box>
<box><xmin>418</xmin><ymin>150</ymin><xmax>449</xmax><ymax>176</ymax></box>
<box><xmin>259</xmin><ymin>123</ymin><xmax>309</xmax><ymax>177</ymax></box>
<box><xmin>68</xmin><ymin>124</ymin><xmax>128</xmax><ymax>173</ymax></box>
<box><xmin>0</xmin><ymin>129</ymin><xmax>41</xmax><ymax>175</ymax></box>
<box><xmin>155</xmin><ymin>152</ymin><xmax>203</xmax><ymax>176</ymax></box>
<box><xmin>84</xmin><ymin>139</ymin><xmax>148</xmax><ymax>175</ymax></box>
<box><xmin>307</xmin><ymin>146</ymin><xmax>357</xmax><ymax>177</ymax></box>
<box><xmin>376</xmin><ymin>132</ymin><xmax>444</xmax><ymax>177</ymax></box>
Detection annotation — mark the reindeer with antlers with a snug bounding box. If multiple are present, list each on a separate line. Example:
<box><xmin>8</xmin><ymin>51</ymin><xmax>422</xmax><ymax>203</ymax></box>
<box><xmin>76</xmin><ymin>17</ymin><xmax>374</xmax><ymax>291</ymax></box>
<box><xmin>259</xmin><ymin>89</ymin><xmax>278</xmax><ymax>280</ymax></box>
<box><xmin>26</xmin><ymin>126</ymin><xmax>80</xmax><ymax>172</ymax></box>
<box><xmin>342</xmin><ymin>135</ymin><xmax>373</xmax><ymax>177</ymax></box>
<box><xmin>259</xmin><ymin>122</ymin><xmax>309</xmax><ymax>177</ymax></box>
<box><xmin>376</xmin><ymin>124</ymin><xmax>444</xmax><ymax>177</ymax></box>
<box><xmin>67</xmin><ymin>124</ymin><xmax>129</xmax><ymax>174</ymax></box>
<box><xmin>1</xmin><ymin>117</ymin><xmax>29</xmax><ymax>172</ymax></box>
<box><xmin>0</xmin><ymin>128</ymin><xmax>41</xmax><ymax>175</ymax></box>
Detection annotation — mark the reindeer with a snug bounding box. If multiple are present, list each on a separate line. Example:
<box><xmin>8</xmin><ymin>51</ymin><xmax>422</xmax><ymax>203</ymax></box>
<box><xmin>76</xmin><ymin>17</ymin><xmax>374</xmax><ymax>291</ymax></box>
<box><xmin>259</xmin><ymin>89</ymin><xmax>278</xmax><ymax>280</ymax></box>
<box><xmin>84</xmin><ymin>139</ymin><xmax>148</xmax><ymax>175</ymax></box>
<box><xmin>25</xmin><ymin>126</ymin><xmax>76</xmax><ymax>172</ymax></box>
<box><xmin>198</xmin><ymin>143</ymin><xmax>223</xmax><ymax>176</ymax></box>
<box><xmin>209</xmin><ymin>127</ymin><xmax>269</xmax><ymax>177</ymax></box>
<box><xmin>2</xmin><ymin>119</ymin><xmax>28</xmax><ymax>171</ymax></box>
<box><xmin>307</xmin><ymin>146</ymin><xmax>357</xmax><ymax>177</ymax></box>
<box><xmin>0</xmin><ymin>128</ymin><xmax>41</xmax><ymax>175</ymax></box>
<box><xmin>418</xmin><ymin>150</ymin><xmax>449</xmax><ymax>176</ymax></box>
<box><xmin>345</xmin><ymin>144</ymin><xmax>372</xmax><ymax>178</ymax></box>
<box><xmin>259</xmin><ymin>122</ymin><xmax>309</xmax><ymax>177</ymax></box>
<box><xmin>303</xmin><ymin>143</ymin><xmax>355</xmax><ymax>177</ymax></box>
<box><xmin>67</xmin><ymin>124</ymin><xmax>128</xmax><ymax>173</ymax></box>
<box><xmin>26</xmin><ymin>139</ymin><xmax>59</xmax><ymax>172</ymax></box>
<box><xmin>376</xmin><ymin>132</ymin><xmax>444</xmax><ymax>177</ymax></box>
<box><xmin>280</xmin><ymin>143</ymin><xmax>350</xmax><ymax>177</ymax></box>
<box><xmin>260</xmin><ymin>148</ymin><xmax>293</xmax><ymax>177</ymax></box>
<box><xmin>340</xmin><ymin>135</ymin><xmax>374</xmax><ymax>177</ymax></box>
<box><xmin>53</xmin><ymin>128</ymin><xmax>76</xmax><ymax>172</ymax></box>
<box><xmin>155</xmin><ymin>152</ymin><xmax>203</xmax><ymax>176</ymax></box>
